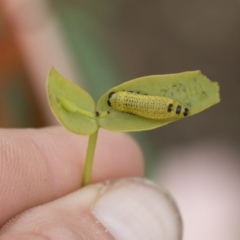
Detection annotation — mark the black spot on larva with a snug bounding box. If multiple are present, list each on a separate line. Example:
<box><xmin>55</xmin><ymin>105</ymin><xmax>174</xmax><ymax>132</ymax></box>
<box><xmin>108</xmin><ymin>92</ymin><xmax>115</xmax><ymax>99</ymax></box>
<box><xmin>107</xmin><ymin>111</ymin><xmax>110</xmax><ymax>114</ymax></box>
<box><xmin>95</xmin><ymin>111</ymin><xmax>99</xmax><ymax>117</ymax></box>
<box><xmin>176</xmin><ymin>105</ymin><xmax>181</xmax><ymax>115</ymax></box>
<box><xmin>108</xmin><ymin>92</ymin><xmax>116</xmax><ymax>107</ymax></box>
<box><xmin>168</xmin><ymin>103</ymin><xmax>173</xmax><ymax>112</ymax></box>
<box><xmin>183</xmin><ymin>108</ymin><xmax>189</xmax><ymax>117</ymax></box>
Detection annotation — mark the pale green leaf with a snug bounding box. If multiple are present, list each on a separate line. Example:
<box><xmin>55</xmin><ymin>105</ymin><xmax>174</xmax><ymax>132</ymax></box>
<box><xmin>97</xmin><ymin>71</ymin><xmax>220</xmax><ymax>132</ymax></box>
<box><xmin>47</xmin><ymin>68</ymin><xmax>98</xmax><ymax>135</ymax></box>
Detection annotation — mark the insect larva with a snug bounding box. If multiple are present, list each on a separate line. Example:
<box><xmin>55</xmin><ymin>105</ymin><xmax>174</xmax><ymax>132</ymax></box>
<box><xmin>107</xmin><ymin>91</ymin><xmax>189</xmax><ymax>120</ymax></box>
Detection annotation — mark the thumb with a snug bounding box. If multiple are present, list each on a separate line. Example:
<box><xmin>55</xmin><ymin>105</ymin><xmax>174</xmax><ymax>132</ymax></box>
<box><xmin>0</xmin><ymin>178</ymin><xmax>182</xmax><ymax>240</ymax></box>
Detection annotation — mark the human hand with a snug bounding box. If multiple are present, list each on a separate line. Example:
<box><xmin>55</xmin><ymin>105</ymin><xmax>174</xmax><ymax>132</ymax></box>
<box><xmin>0</xmin><ymin>127</ymin><xmax>182</xmax><ymax>240</ymax></box>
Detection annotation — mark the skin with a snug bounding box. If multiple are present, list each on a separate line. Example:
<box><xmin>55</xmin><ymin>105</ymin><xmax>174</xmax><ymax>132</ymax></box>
<box><xmin>0</xmin><ymin>127</ymin><xmax>181</xmax><ymax>240</ymax></box>
<box><xmin>0</xmin><ymin>127</ymin><xmax>143</xmax><ymax>236</ymax></box>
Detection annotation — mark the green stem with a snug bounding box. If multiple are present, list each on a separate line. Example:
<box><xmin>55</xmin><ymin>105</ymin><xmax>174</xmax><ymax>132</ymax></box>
<box><xmin>82</xmin><ymin>128</ymin><xmax>99</xmax><ymax>186</ymax></box>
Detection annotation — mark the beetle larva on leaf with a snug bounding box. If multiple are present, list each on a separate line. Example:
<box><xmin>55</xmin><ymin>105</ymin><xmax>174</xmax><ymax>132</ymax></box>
<box><xmin>108</xmin><ymin>91</ymin><xmax>189</xmax><ymax>120</ymax></box>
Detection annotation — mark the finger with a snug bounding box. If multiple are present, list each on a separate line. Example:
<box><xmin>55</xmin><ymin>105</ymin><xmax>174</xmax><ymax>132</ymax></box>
<box><xmin>0</xmin><ymin>178</ymin><xmax>182</xmax><ymax>240</ymax></box>
<box><xmin>0</xmin><ymin>127</ymin><xmax>144</xmax><ymax>226</ymax></box>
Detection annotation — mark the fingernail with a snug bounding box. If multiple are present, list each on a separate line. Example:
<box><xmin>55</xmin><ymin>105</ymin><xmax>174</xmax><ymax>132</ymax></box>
<box><xmin>92</xmin><ymin>178</ymin><xmax>182</xmax><ymax>240</ymax></box>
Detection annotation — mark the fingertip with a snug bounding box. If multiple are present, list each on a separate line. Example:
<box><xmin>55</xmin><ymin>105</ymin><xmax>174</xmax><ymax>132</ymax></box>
<box><xmin>0</xmin><ymin>127</ymin><xmax>144</xmax><ymax>226</ymax></box>
<box><xmin>92</xmin><ymin>178</ymin><xmax>182</xmax><ymax>240</ymax></box>
<box><xmin>0</xmin><ymin>178</ymin><xmax>182</xmax><ymax>240</ymax></box>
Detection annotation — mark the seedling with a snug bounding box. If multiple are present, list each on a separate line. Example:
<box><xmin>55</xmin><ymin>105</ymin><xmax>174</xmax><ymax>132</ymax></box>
<box><xmin>47</xmin><ymin>68</ymin><xmax>220</xmax><ymax>186</ymax></box>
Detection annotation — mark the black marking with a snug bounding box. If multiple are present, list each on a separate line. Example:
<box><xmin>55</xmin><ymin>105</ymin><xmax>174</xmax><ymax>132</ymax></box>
<box><xmin>183</xmin><ymin>108</ymin><xmax>189</xmax><ymax>117</ymax></box>
<box><xmin>107</xmin><ymin>100</ymin><xmax>111</xmax><ymax>106</ymax></box>
<box><xmin>186</xmin><ymin>102</ymin><xmax>192</xmax><ymax>107</ymax></box>
<box><xmin>95</xmin><ymin>111</ymin><xmax>100</xmax><ymax>117</ymax></box>
<box><xmin>160</xmin><ymin>89</ymin><xmax>167</xmax><ymax>93</ymax></box>
<box><xmin>108</xmin><ymin>92</ymin><xmax>115</xmax><ymax>99</ymax></box>
<box><xmin>176</xmin><ymin>105</ymin><xmax>181</xmax><ymax>115</ymax></box>
<box><xmin>168</xmin><ymin>103</ymin><xmax>173</xmax><ymax>112</ymax></box>
<box><xmin>107</xmin><ymin>111</ymin><xmax>110</xmax><ymax>114</ymax></box>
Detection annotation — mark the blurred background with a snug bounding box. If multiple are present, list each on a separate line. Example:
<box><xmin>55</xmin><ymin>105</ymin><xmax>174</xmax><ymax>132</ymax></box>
<box><xmin>1</xmin><ymin>0</ymin><xmax>240</xmax><ymax>239</ymax></box>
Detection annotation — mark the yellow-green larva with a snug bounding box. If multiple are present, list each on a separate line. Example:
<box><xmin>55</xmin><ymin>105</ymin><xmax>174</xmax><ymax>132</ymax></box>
<box><xmin>107</xmin><ymin>91</ymin><xmax>189</xmax><ymax>120</ymax></box>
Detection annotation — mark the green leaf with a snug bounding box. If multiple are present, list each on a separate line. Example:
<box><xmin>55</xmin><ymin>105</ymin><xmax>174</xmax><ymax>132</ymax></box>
<box><xmin>47</xmin><ymin>67</ymin><xmax>98</xmax><ymax>135</ymax></box>
<box><xmin>97</xmin><ymin>71</ymin><xmax>220</xmax><ymax>132</ymax></box>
